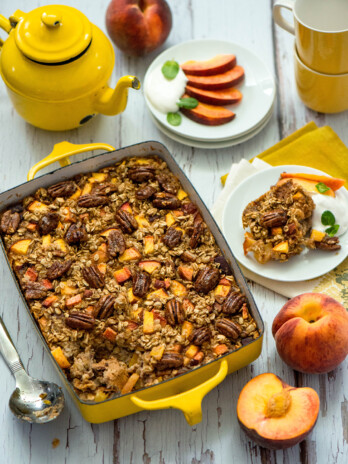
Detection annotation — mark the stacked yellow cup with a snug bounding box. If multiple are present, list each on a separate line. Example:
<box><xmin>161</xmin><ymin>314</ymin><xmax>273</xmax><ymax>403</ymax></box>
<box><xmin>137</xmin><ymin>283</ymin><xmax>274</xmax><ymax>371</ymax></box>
<box><xmin>273</xmin><ymin>0</ymin><xmax>348</xmax><ymax>113</ymax></box>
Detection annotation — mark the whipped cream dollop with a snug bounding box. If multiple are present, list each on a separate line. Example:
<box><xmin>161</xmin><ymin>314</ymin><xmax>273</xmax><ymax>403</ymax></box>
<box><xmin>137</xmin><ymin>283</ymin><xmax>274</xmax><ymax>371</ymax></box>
<box><xmin>311</xmin><ymin>189</ymin><xmax>348</xmax><ymax>236</ymax></box>
<box><xmin>145</xmin><ymin>65</ymin><xmax>187</xmax><ymax>114</ymax></box>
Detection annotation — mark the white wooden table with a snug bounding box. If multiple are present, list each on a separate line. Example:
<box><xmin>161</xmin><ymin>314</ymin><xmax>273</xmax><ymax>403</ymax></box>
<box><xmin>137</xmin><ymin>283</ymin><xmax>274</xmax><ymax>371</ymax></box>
<box><xmin>0</xmin><ymin>1</ymin><xmax>347</xmax><ymax>463</ymax></box>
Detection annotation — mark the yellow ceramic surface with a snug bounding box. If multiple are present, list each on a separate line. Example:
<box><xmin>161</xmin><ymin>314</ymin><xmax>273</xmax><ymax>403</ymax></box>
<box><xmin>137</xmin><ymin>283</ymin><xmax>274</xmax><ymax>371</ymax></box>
<box><xmin>0</xmin><ymin>5</ymin><xmax>140</xmax><ymax>131</ymax></box>
<box><xmin>24</xmin><ymin>141</ymin><xmax>264</xmax><ymax>426</ymax></box>
<box><xmin>294</xmin><ymin>45</ymin><xmax>348</xmax><ymax>113</ymax></box>
<box><xmin>274</xmin><ymin>0</ymin><xmax>348</xmax><ymax>75</ymax></box>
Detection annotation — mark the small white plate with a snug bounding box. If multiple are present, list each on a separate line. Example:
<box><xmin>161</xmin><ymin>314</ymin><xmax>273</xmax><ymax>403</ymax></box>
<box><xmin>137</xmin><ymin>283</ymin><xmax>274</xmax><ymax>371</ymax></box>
<box><xmin>144</xmin><ymin>39</ymin><xmax>276</xmax><ymax>142</ymax></box>
<box><xmin>149</xmin><ymin>102</ymin><xmax>274</xmax><ymax>149</ymax></box>
<box><xmin>222</xmin><ymin>165</ymin><xmax>348</xmax><ymax>282</ymax></box>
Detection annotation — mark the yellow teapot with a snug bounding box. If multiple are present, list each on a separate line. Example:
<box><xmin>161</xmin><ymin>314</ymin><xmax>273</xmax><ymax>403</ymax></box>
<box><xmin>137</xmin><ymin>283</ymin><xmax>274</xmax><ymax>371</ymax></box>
<box><xmin>0</xmin><ymin>5</ymin><xmax>140</xmax><ymax>131</ymax></box>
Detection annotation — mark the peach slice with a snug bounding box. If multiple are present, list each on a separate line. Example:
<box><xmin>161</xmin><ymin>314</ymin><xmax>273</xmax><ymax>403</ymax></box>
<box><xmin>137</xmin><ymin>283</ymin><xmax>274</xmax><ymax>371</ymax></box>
<box><xmin>119</xmin><ymin>247</ymin><xmax>142</xmax><ymax>262</ymax></box>
<box><xmin>276</xmin><ymin>177</ymin><xmax>335</xmax><ymax>197</ymax></box>
<box><xmin>121</xmin><ymin>373</ymin><xmax>140</xmax><ymax>394</ymax></box>
<box><xmin>272</xmin><ymin>293</ymin><xmax>348</xmax><ymax>373</ymax></box>
<box><xmin>89</xmin><ymin>172</ymin><xmax>108</xmax><ymax>183</ymax></box>
<box><xmin>69</xmin><ymin>187</ymin><xmax>81</xmax><ymax>200</ymax></box>
<box><xmin>139</xmin><ymin>260</ymin><xmax>161</xmax><ymax>274</ymax></box>
<box><xmin>237</xmin><ymin>373</ymin><xmax>320</xmax><ymax>450</ymax></box>
<box><xmin>114</xmin><ymin>267</ymin><xmax>132</xmax><ymax>283</ymax></box>
<box><xmin>181</xmin><ymin>54</ymin><xmax>236</xmax><ymax>76</ymax></box>
<box><xmin>185</xmin><ymin>85</ymin><xmax>242</xmax><ymax>105</ymax></box>
<box><xmin>81</xmin><ymin>182</ymin><xmax>93</xmax><ymax>195</ymax></box>
<box><xmin>144</xmin><ymin>236</ymin><xmax>154</xmax><ymax>255</ymax></box>
<box><xmin>185</xmin><ymin>65</ymin><xmax>245</xmax><ymax>90</ymax></box>
<box><xmin>10</xmin><ymin>239</ymin><xmax>32</xmax><ymax>255</ymax></box>
<box><xmin>280</xmin><ymin>172</ymin><xmax>345</xmax><ymax>191</ymax></box>
<box><xmin>51</xmin><ymin>347</ymin><xmax>71</xmax><ymax>369</ymax></box>
<box><xmin>180</xmin><ymin>98</ymin><xmax>235</xmax><ymax>126</ymax></box>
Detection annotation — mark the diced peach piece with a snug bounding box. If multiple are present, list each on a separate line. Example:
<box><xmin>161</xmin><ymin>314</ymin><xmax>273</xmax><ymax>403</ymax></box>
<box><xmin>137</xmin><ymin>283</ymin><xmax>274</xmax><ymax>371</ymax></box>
<box><xmin>38</xmin><ymin>316</ymin><xmax>48</xmax><ymax>331</ymax></box>
<box><xmin>41</xmin><ymin>279</ymin><xmax>53</xmax><ymax>290</ymax></box>
<box><xmin>119</xmin><ymin>247</ymin><xmax>142</xmax><ymax>262</ymax></box>
<box><xmin>120</xmin><ymin>202</ymin><xmax>133</xmax><ymax>214</ymax></box>
<box><xmin>60</xmin><ymin>282</ymin><xmax>77</xmax><ymax>296</ymax></box>
<box><xmin>69</xmin><ymin>187</ymin><xmax>81</xmax><ymax>200</ymax></box>
<box><xmin>150</xmin><ymin>344</ymin><xmax>165</xmax><ymax>360</ymax></box>
<box><xmin>66</xmin><ymin>294</ymin><xmax>82</xmax><ymax>308</ymax></box>
<box><xmin>185</xmin><ymin>344</ymin><xmax>199</xmax><ymax>359</ymax></box>
<box><xmin>292</xmin><ymin>192</ymin><xmax>304</xmax><ymax>200</ymax></box>
<box><xmin>219</xmin><ymin>278</ymin><xmax>230</xmax><ymax>286</ymax></box>
<box><xmin>57</xmin><ymin>221</ymin><xmax>64</xmax><ymax>230</ymax></box>
<box><xmin>139</xmin><ymin>260</ymin><xmax>161</xmax><ymax>274</ymax></box>
<box><xmin>27</xmin><ymin>222</ymin><xmax>37</xmax><ymax>232</ymax></box>
<box><xmin>171</xmin><ymin>280</ymin><xmax>187</xmax><ymax>297</ymax></box>
<box><xmin>214</xmin><ymin>284</ymin><xmax>231</xmax><ymax>299</ymax></box>
<box><xmin>28</xmin><ymin>201</ymin><xmax>48</xmax><ymax>212</ymax></box>
<box><xmin>177</xmin><ymin>189</ymin><xmax>188</xmax><ymax>200</ymax></box>
<box><xmin>97</xmin><ymin>263</ymin><xmax>107</xmax><ymax>275</ymax></box>
<box><xmin>280</xmin><ymin>172</ymin><xmax>345</xmax><ymax>191</ymax></box>
<box><xmin>85</xmin><ymin>305</ymin><xmax>95</xmax><ymax>315</ymax></box>
<box><xmin>42</xmin><ymin>234</ymin><xmax>51</xmax><ymax>248</ymax></box>
<box><xmin>271</xmin><ymin>227</ymin><xmax>282</xmax><ymax>236</ymax></box>
<box><xmin>143</xmin><ymin>310</ymin><xmax>154</xmax><ymax>334</ymax></box>
<box><xmin>90</xmin><ymin>172</ymin><xmax>108</xmax><ymax>183</ymax></box>
<box><xmin>110</xmin><ymin>177</ymin><xmax>118</xmax><ymax>184</ymax></box>
<box><xmin>103</xmin><ymin>327</ymin><xmax>117</xmax><ymax>342</ymax></box>
<box><xmin>134</xmin><ymin>158</ymin><xmax>152</xmax><ymax>165</ymax></box>
<box><xmin>272</xmin><ymin>241</ymin><xmax>289</xmax><ymax>253</ymax></box>
<box><xmin>171</xmin><ymin>344</ymin><xmax>183</xmax><ymax>353</ymax></box>
<box><xmin>42</xmin><ymin>295</ymin><xmax>58</xmax><ymax>307</ymax></box>
<box><xmin>10</xmin><ymin>239</ymin><xmax>32</xmax><ymax>255</ymax></box>
<box><xmin>128</xmin><ymin>353</ymin><xmax>139</xmax><ymax>367</ymax></box>
<box><xmin>165</xmin><ymin>213</ymin><xmax>176</xmax><ymax>227</ymax></box>
<box><xmin>243</xmin><ymin>232</ymin><xmax>256</xmax><ymax>255</ymax></box>
<box><xmin>128</xmin><ymin>288</ymin><xmax>140</xmax><ymax>303</ymax></box>
<box><xmin>135</xmin><ymin>214</ymin><xmax>150</xmax><ymax>228</ymax></box>
<box><xmin>242</xmin><ymin>303</ymin><xmax>249</xmax><ymax>320</ymax></box>
<box><xmin>152</xmin><ymin>310</ymin><xmax>167</xmax><ymax>327</ymax></box>
<box><xmin>175</xmin><ymin>226</ymin><xmax>185</xmax><ymax>235</ymax></box>
<box><xmin>51</xmin><ymin>347</ymin><xmax>70</xmax><ymax>368</ymax></box>
<box><xmin>131</xmin><ymin>307</ymin><xmax>143</xmax><ymax>321</ymax></box>
<box><xmin>193</xmin><ymin>351</ymin><xmax>205</xmax><ymax>363</ymax></box>
<box><xmin>94</xmin><ymin>390</ymin><xmax>108</xmax><ymax>402</ymax></box>
<box><xmin>54</xmin><ymin>239</ymin><xmax>68</xmax><ymax>253</ymax></box>
<box><xmin>172</xmin><ymin>210</ymin><xmax>184</xmax><ymax>217</ymax></box>
<box><xmin>213</xmin><ymin>344</ymin><xmax>229</xmax><ymax>355</ymax></box>
<box><xmin>24</xmin><ymin>267</ymin><xmax>38</xmax><ymax>282</ymax></box>
<box><xmin>100</xmin><ymin>227</ymin><xmax>118</xmax><ymax>238</ymax></box>
<box><xmin>144</xmin><ymin>236</ymin><xmax>154</xmax><ymax>255</ymax></box>
<box><xmin>81</xmin><ymin>182</ymin><xmax>93</xmax><ymax>195</ymax></box>
<box><xmin>61</xmin><ymin>207</ymin><xmax>76</xmax><ymax>223</ymax></box>
<box><xmin>183</xmin><ymin>356</ymin><xmax>191</xmax><ymax>367</ymax></box>
<box><xmin>121</xmin><ymin>373</ymin><xmax>140</xmax><ymax>394</ymax></box>
<box><xmin>92</xmin><ymin>243</ymin><xmax>109</xmax><ymax>264</ymax></box>
<box><xmin>114</xmin><ymin>267</ymin><xmax>132</xmax><ymax>283</ymax></box>
<box><xmin>178</xmin><ymin>265</ymin><xmax>194</xmax><ymax>281</ymax></box>
<box><xmin>182</xmin><ymin>299</ymin><xmax>195</xmax><ymax>313</ymax></box>
<box><xmin>182</xmin><ymin>321</ymin><xmax>193</xmax><ymax>338</ymax></box>
<box><xmin>310</xmin><ymin>229</ymin><xmax>326</xmax><ymax>242</ymax></box>
<box><xmin>147</xmin><ymin>288</ymin><xmax>169</xmax><ymax>300</ymax></box>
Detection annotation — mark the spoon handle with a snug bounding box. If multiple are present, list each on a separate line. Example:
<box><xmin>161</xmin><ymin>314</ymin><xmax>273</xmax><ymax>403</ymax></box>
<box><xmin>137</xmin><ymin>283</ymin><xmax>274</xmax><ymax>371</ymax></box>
<box><xmin>0</xmin><ymin>316</ymin><xmax>25</xmax><ymax>377</ymax></box>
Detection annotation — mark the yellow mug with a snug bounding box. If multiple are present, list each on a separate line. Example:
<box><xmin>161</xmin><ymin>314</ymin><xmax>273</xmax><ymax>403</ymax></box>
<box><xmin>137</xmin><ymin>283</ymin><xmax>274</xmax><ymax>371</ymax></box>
<box><xmin>294</xmin><ymin>44</ymin><xmax>348</xmax><ymax>113</ymax></box>
<box><xmin>274</xmin><ymin>0</ymin><xmax>348</xmax><ymax>75</ymax></box>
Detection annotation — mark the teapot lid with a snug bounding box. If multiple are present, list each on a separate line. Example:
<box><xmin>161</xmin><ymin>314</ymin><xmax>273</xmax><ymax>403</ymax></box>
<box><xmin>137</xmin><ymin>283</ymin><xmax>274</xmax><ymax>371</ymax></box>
<box><xmin>13</xmin><ymin>5</ymin><xmax>92</xmax><ymax>63</ymax></box>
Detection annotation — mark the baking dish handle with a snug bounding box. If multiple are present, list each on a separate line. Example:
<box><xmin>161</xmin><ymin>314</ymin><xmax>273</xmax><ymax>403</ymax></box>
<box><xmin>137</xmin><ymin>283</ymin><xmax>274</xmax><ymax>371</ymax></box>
<box><xmin>27</xmin><ymin>141</ymin><xmax>115</xmax><ymax>181</ymax></box>
<box><xmin>130</xmin><ymin>359</ymin><xmax>228</xmax><ymax>426</ymax></box>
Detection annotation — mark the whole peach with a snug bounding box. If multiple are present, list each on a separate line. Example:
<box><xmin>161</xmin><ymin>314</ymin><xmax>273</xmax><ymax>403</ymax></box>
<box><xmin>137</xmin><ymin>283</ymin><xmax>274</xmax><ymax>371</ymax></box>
<box><xmin>272</xmin><ymin>293</ymin><xmax>348</xmax><ymax>374</ymax></box>
<box><xmin>105</xmin><ymin>0</ymin><xmax>172</xmax><ymax>57</ymax></box>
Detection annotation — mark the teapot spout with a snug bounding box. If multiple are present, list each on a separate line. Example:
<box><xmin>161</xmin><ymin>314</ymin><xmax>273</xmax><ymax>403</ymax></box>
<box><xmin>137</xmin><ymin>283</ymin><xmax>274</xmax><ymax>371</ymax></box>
<box><xmin>94</xmin><ymin>75</ymin><xmax>140</xmax><ymax>116</ymax></box>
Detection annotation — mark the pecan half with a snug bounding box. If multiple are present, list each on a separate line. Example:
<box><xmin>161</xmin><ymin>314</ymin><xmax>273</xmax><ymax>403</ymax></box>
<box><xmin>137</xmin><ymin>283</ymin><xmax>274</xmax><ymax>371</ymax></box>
<box><xmin>260</xmin><ymin>209</ymin><xmax>287</xmax><ymax>228</ymax></box>
<box><xmin>315</xmin><ymin>235</ymin><xmax>341</xmax><ymax>251</ymax></box>
<box><xmin>189</xmin><ymin>327</ymin><xmax>211</xmax><ymax>345</ymax></box>
<box><xmin>82</xmin><ymin>265</ymin><xmax>105</xmax><ymax>288</ymax></box>
<box><xmin>216</xmin><ymin>318</ymin><xmax>242</xmax><ymax>339</ymax></box>
<box><xmin>152</xmin><ymin>193</ymin><xmax>181</xmax><ymax>210</ymax></box>
<box><xmin>38</xmin><ymin>212</ymin><xmax>59</xmax><ymax>236</ymax></box>
<box><xmin>0</xmin><ymin>210</ymin><xmax>20</xmax><ymax>234</ymax></box>
<box><xmin>66</xmin><ymin>312</ymin><xmax>95</xmax><ymax>330</ymax></box>
<box><xmin>157</xmin><ymin>173</ymin><xmax>180</xmax><ymax>195</ymax></box>
<box><xmin>77</xmin><ymin>194</ymin><xmax>109</xmax><ymax>208</ymax></box>
<box><xmin>181</xmin><ymin>251</ymin><xmax>197</xmax><ymax>262</ymax></box>
<box><xmin>156</xmin><ymin>352</ymin><xmax>184</xmax><ymax>370</ymax></box>
<box><xmin>48</xmin><ymin>181</ymin><xmax>76</xmax><ymax>198</ymax></box>
<box><xmin>132</xmin><ymin>272</ymin><xmax>151</xmax><ymax>298</ymax></box>
<box><xmin>94</xmin><ymin>294</ymin><xmax>115</xmax><ymax>319</ymax></box>
<box><xmin>129</xmin><ymin>165</ymin><xmax>156</xmax><ymax>182</ymax></box>
<box><xmin>25</xmin><ymin>282</ymin><xmax>47</xmax><ymax>300</ymax></box>
<box><xmin>92</xmin><ymin>183</ymin><xmax>118</xmax><ymax>196</ymax></box>
<box><xmin>222</xmin><ymin>291</ymin><xmax>246</xmax><ymax>315</ymax></box>
<box><xmin>163</xmin><ymin>227</ymin><xmax>183</xmax><ymax>249</ymax></box>
<box><xmin>214</xmin><ymin>256</ymin><xmax>232</xmax><ymax>275</ymax></box>
<box><xmin>135</xmin><ymin>185</ymin><xmax>157</xmax><ymax>200</ymax></box>
<box><xmin>107</xmin><ymin>229</ymin><xmax>126</xmax><ymax>256</ymax></box>
<box><xmin>194</xmin><ymin>267</ymin><xmax>220</xmax><ymax>294</ymax></box>
<box><xmin>47</xmin><ymin>260</ymin><xmax>73</xmax><ymax>280</ymax></box>
<box><xmin>65</xmin><ymin>223</ymin><xmax>88</xmax><ymax>244</ymax></box>
<box><xmin>189</xmin><ymin>213</ymin><xmax>204</xmax><ymax>248</ymax></box>
<box><xmin>115</xmin><ymin>210</ymin><xmax>138</xmax><ymax>234</ymax></box>
<box><xmin>165</xmin><ymin>300</ymin><xmax>185</xmax><ymax>326</ymax></box>
<box><xmin>182</xmin><ymin>202</ymin><xmax>198</xmax><ymax>215</ymax></box>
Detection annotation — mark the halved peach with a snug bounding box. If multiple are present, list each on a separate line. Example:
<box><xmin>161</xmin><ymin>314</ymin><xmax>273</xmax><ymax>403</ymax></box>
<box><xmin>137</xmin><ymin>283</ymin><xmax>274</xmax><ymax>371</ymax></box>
<box><xmin>60</xmin><ymin>282</ymin><xmax>77</xmax><ymax>296</ymax></box>
<box><xmin>237</xmin><ymin>373</ymin><xmax>319</xmax><ymax>450</ymax></box>
<box><xmin>24</xmin><ymin>267</ymin><xmax>38</xmax><ymax>282</ymax></box>
<box><xmin>181</xmin><ymin>54</ymin><xmax>236</xmax><ymax>76</ymax></box>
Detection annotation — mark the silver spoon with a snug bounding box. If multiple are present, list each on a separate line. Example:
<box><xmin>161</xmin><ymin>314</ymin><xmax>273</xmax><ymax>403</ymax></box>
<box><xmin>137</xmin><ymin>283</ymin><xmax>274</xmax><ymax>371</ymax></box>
<box><xmin>0</xmin><ymin>316</ymin><xmax>65</xmax><ymax>423</ymax></box>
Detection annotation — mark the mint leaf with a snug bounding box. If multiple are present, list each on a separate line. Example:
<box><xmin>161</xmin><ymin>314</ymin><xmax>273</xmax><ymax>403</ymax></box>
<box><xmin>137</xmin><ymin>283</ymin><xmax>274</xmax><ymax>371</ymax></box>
<box><xmin>316</xmin><ymin>182</ymin><xmax>330</xmax><ymax>194</ymax></box>
<box><xmin>325</xmin><ymin>224</ymin><xmax>339</xmax><ymax>236</ymax></box>
<box><xmin>162</xmin><ymin>60</ymin><xmax>179</xmax><ymax>80</ymax></box>
<box><xmin>177</xmin><ymin>97</ymin><xmax>199</xmax><ymax>109</ymax></box>
<box><xmin>321</xmin><ymin>210</ymin><xmax>336</xmax><ymax>226</ymax></box>
<box><xmin>167</xmin><ymin>112</ymin><xmax>182</xmax><ymax>126</ymax></box>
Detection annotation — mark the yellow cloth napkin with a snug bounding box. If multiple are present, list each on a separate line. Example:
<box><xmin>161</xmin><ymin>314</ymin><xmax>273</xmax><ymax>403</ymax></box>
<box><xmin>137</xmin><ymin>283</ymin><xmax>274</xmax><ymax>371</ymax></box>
<box><xmin>214</xmin><ymin>122</ymin><xmax>348</xmax><ymax>305</ymax></box>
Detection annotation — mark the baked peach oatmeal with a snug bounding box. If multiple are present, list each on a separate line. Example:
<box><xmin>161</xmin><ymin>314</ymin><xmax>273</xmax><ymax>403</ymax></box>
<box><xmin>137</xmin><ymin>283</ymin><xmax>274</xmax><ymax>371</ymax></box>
<box><xmin>1</xmin><ymin>157</ymin><xmax>259</xmax><ymax>401</ymax></box>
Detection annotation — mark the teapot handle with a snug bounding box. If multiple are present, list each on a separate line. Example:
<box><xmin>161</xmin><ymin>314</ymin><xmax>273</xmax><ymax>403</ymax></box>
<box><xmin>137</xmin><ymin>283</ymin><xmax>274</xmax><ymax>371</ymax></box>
<box><xmin>0</xmin><ymin>15</ymin><xmax>11</xmax><ymax>47</ymax></box>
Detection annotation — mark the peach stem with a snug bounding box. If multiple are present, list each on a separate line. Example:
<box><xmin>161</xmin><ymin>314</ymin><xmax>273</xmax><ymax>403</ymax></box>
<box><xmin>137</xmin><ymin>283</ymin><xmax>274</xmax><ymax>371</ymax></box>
<box><xmin>265</xmin><ymin>389</ymin><xmax>291</xmax><ymax>418</ymax></box>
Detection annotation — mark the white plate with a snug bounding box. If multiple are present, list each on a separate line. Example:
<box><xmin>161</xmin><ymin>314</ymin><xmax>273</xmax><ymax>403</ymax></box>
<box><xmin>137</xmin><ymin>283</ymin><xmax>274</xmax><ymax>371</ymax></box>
<box><xmin>144</xmin><ymin>39</ymin><xmax>276</xmax><ymax>142</ymax></box>
<box><xmin>149</xmin><ymin>103</ymin><xmax>274</xmax><ymax>149</ymax></box>
<box><xmin>222</xmin><ymin>165</ymin><xmax>348</xmax><ymax>282</ymax></box>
